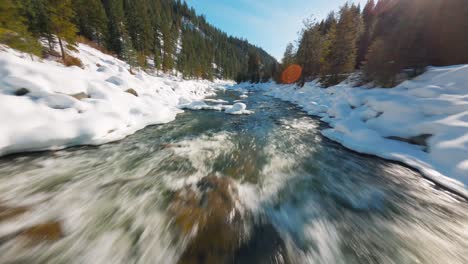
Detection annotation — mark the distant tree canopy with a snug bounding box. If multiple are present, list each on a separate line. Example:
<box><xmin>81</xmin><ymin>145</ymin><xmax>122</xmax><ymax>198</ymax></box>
<box><xmin>1</xmin><ymin>0</ymin><xmax>277</xmax><ymax>81</ymax></box>
<box><xmin>283</xmin><ymin>0</ymin><xmax>468</xmax><ymax>87</ymax></box>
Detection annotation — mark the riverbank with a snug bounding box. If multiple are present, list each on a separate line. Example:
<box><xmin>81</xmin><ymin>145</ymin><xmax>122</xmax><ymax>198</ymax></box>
<box><xmin>0</xmin><ymin>44</ymin><xmax>233</xmax><ymax>156</ymax></box>
<box><xmin>236</xmin><ymin>65</ymin><xmax>468</xmax><ymax>198</ymax></box>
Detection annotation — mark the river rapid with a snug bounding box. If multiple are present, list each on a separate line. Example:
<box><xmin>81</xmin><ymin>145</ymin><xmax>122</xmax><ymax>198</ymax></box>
<box><xmin>0</xmin><ymin>88</ymin><xmax>467</xmax><ymax>264</ymax></box>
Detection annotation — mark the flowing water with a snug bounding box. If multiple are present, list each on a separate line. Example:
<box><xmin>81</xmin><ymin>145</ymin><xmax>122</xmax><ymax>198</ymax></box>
<box><xmin>0</xmin><ymin>89</ymin><xmax>467</xmax><ymax>264</ymax></box>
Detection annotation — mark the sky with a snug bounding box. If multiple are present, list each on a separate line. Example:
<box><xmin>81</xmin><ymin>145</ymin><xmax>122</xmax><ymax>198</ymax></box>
<box><xmin>185</xmin><ymin>0</ymin><xmax>368</xmax><ymax>61</ymax></box>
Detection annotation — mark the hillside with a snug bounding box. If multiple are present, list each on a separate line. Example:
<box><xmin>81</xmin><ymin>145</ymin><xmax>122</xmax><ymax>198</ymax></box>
<box><xmin>4</xmin><ymin>0</ymin><xmax>277</xmax><ymax>81</ymax></box>
<box><xmin>0</xmin><ymin>43</ymin><xmax>248</xmax><ymax>156</ymax></box>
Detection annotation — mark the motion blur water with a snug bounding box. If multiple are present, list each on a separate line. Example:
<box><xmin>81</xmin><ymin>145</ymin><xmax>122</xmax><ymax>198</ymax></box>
<box><xmin>0</xmin><ymin>88</ymin><xmax>467</xmax><ymax>264</ymax></box>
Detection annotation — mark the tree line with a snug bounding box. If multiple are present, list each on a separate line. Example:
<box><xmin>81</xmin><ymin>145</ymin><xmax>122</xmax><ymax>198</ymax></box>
<box><xmin>280</xmin><ymin>0</ymin><xmax>468</xmax><ymax>87</ymax></box>
<box><xmin>0</xmin><ymin>0</ymin><xmax>277</xmax><ymax>81</ymax></box>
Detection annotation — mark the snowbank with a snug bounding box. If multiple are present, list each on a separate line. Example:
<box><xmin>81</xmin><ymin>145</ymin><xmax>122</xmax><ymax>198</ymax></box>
<box><xmin>0</xmin><ymin>44</ymin><xmax>232</xmax><ymax>156</ymax></box>
<box><xmin>245</xmin><ymin>66</ymin><xmax>468</xmax><ymax>198</ymax></box>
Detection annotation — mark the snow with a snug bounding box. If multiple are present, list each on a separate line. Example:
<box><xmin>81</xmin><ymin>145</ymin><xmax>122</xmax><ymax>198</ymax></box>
<box><xmin>241</xmin><ymin>65</ymin><xmax>468</xmax><ymax>198</ymax></box>
<box><xmin>0</xmin><ymin>44</ymin><xmax>233</xmax><ymax>156</ymax></box>
<box><xmin>225</xmin><ymin>103</ymin><xmax>254</xmax><ymax>115</ymax></box>
<box><xmin>178</xmin><ymin>100</ymin><xmax>226</xmax><ymax>111</ymax></box>
<box><xmin>178</xmin><ymin>100</ymin><xmax>253</xmax><ymax>115</ymax></box>
<box><xmin>204</xmin><ymin>98</ymin><xmax>229</xmax><ymax>104</ymax></box>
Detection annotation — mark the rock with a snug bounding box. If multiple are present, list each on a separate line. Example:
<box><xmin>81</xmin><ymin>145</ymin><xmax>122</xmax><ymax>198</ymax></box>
<box><xmin>14</xmin><ymin>88</ymin><xmax>30</xmax><ymax>96</ymax></box>
<box><xmin>387</xmin><ymin>134</ymin><xmax>432</xmax><ymax>151</ymax></box>
<box><xmin>0</xmin><ymin>204</ymin><xmax>29</xmax><ymax>222</ymax></box>
<box><xmin>170</xmin><ymin>176</ymin><xmax>245</xmax><ymax>264</ymax></box>
<box><xmin>70</xmin><ymin>92</ymin><xmax>90</xmax><ymax>100</ymax></box>
<box><xmin>125</xmin><ymin>88</ymin><xmax>138</xmax><ymax>97</ymax></box>
<box><xmin>19</xmin><ymin>221</ymin><xmax>63</xmax><ymax>244</ymax></box>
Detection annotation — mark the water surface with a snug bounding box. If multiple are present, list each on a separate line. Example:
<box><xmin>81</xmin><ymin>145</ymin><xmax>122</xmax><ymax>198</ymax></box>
<box><xmin>0</xmin><ymin>89</ymin><xmax>467</xmax><ymax>264</ymax></box>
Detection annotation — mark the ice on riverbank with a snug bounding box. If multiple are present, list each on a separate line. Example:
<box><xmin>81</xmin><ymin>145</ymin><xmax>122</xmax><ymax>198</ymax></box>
<box><xmin>225</xmin><ymin>103</ymin><xmax>254</xmax><ymax>115</ymax></box>
<box><xmin>0</xmin><ymin>44</ymin><xmax>232</xmax><ymax>156</ymax></box>
<box><xmin>238</xmin><ymin>65</ymin><xmax>468</xmax><ymax>197</ymax></box>
<box><xmin>178</xmin><ymin>99</ymin><xmax>253</xmax><ymax>115</ymax></box>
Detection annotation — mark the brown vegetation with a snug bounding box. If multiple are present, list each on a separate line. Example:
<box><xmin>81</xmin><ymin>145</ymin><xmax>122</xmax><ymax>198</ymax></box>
<box><xmin>63</xmin><ymin>55</ymin><xmax>84</xmax><ymax>68</ymax></box>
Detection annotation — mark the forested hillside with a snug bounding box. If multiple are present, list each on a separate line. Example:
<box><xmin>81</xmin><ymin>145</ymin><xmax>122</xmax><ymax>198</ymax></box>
<box><xmin>0</xmin><ymin>0</ymin><xmax>277</xmax><ymax>81</ymax></box>
<box><xmin>281</xmin><ymin>0</ymin><xmax>468</xmax><ymax>87</ymax></box>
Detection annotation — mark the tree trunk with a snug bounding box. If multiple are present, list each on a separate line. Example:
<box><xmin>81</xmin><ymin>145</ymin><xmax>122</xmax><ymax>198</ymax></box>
<box><xmin>58</xmin><ymin>37</ymin><xmax>66</xmax><ymax>61</ymax></box>
<box><xmin>47</xmin><ymin>35</ymin><xmax>53</xmax><ymax>52</ymax></box>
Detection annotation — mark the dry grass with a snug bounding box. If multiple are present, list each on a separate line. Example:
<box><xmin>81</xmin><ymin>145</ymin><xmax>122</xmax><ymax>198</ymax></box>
<box><xmin>63</xmin><ymin>55</ymin><xmax>84</xmax><ymax>68</ymax></box>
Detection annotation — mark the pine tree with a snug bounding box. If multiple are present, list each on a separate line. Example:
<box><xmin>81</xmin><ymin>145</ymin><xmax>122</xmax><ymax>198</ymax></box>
<box><xmin>363</xmin><ymin>37</ymin><xmax>400</xmax><ymax>87</ymax></box>
<box><xmin>296</xmin><ymin>20</ymin><xmax>323</xmax><ymax>85</ymax></box>
<box><xmin>356</xmin><ymin>0</ymin><xmax>376</xmax><ymax>67</ymax></box>
<box><xmin>72</xmin><ymin>0</ymin><xmax>108</xmax><ymax>45</ymax></box>
<box><xmin>161</xmin><ymin>8</ymin><xmax>177</xmax><ymax>73</ymax></box>
<box><xmin>282</xmin><ymin>42</ymin><xmax>296</xmax><ymax>66</ymax></box>
<box><xmin>124</xmin><ymin>0</ymin><xmax>153</xmax><ymax>54</ymax></box>
<box><xmin>320</xmin><ymin>4</ymin><xmax>362</xmax><ymax>86</ymax></box>
<box><xmin>47</xmin><ymin>0</ymin><xmax>78</xmax><ymax>61</ymax></box>
<box><xmin>319</xmin><ymin>12</ymin><xmax>337</xmax><ymax>35</ymax></box>
<box><xmin>10</xmin><ymin>0</ymin><xmax>278</xmax><ymax>82</ymax></box>
<box><xmin>0</xmin><ymin>0</ymin><xmax>42</xmax><ymax>56</ymax></box>
<box><xmin>121</xmin><ymin>26</ymin><xmax>138</xmax><ymax>71</ymax></box>
<box><xmin>102</xmin><ymin>0</ymin><xmax>125</xmax><ymax>56</ymax></box>
<box><xmin>247</xmin><ymin>51</ymin><xmax>260</xmax><ymax>83</ymax></box>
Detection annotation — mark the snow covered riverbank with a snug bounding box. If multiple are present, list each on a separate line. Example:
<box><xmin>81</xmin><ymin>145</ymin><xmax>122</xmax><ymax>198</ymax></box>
<box><xmin>0</xmin><ymin>44</ymin><xmax>232</xmax><ymax>156</ymax></box>
<box><xmin>238</xmin><ymin>66</ymin><xmax>468</xmax><ymax>198</ymax></box>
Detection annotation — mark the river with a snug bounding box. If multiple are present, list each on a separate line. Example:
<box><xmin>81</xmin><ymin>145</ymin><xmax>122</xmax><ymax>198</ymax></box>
<box><xmin>0</xmin><ymin>88</ymin><xmax>467</xmax><ymax>264</ymax></box>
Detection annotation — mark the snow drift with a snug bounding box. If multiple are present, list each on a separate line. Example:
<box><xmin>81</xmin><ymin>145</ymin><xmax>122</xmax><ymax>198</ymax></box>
<box><xmin>0</xmin><ymin>44</ymin><xmax>232</xmax><ymax>156</ymax></box>
<box><xmin>242</xmin><ymin>65</ymin><xmax>468</xmax><ymax>197</ymax></box>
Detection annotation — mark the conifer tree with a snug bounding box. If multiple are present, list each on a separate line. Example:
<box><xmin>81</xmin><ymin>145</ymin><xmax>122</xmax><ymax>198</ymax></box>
<box><xmin>161</xmin><ymin>26</ymin><xmax>176</xmax><ymax>72</ymax></box>
<box><xmin>6</xmin><ymin>0</ymin><xmax>278</xmax><ymax>82</ymax></box>
<box><xmin>363</xmin><ymin>37</ymin><xmax>399</xmax><ymax>87</ymax></box>
<box><xmin>296</xmin><ymin>20</ymin><xmax>323</xmax><ymax>85</ymax></box>
<box><xmin>121</xmin><ymin>26</ymin><xmax>138</xmax><ymax>71</ymax></box>
<box><xmin>124</xmin><ymin>0</ymin><xmax>153</xmax><ymax>54</ymax></box>
<box><xmin>356</xmin><ymin>0</ymin><xmax>376</xmax><ymax>67</ymax></box>
<box><xmin>282</xmin><ymin>43</ymin><xmax>296</xmax><ymax>67</ymax></box>
<box><xmin>102</xmin><ymin>0</ymin><xmax>125</xmax><ymax>56</ymax></box>
<box><xmin>247</xmin><ymin>51</ymin><xmax>260</xmax><ymax>83</ymax></box>
<box><xmin>72</xmin><ymin>0</ymin><xmax>108</xmax><ymax>45</ymax></box>
<box><xmin>320</xmin><ymin>4</ymin><xmax>362</xmax><ymax>86</ymax></box>
<box><xmin>0</xmin><ymin>0</ymin><xmax>42</xmax><ymax>56</ymax></box>
<box><xmin>47</xmin><ymin>0</ymin><xmax>78</xmax><ymax>61</ymax></box>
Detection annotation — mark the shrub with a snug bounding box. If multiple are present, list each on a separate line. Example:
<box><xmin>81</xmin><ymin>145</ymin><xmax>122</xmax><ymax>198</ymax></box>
<box><xmin>63</xmin><ymin>55</ymin><xmax>84</xmax><ymax>68</ymax></box>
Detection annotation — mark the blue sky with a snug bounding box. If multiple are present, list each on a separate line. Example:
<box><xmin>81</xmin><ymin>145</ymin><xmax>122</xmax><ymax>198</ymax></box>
<box><xmin>185</xmin><ymin>0</ymin><xmax>368</xmax><ymax>61</ymax></box>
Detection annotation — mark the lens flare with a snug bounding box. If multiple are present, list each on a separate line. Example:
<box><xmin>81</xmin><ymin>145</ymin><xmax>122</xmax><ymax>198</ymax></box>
<box><xmin>281</xmin><ymin>64</ymin><xmax>302</xmax><ymax>84</ymax></box>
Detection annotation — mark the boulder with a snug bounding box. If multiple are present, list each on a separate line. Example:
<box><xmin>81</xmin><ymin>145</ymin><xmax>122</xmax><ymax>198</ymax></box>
<box><xmin>170</xmin><ymin>176</ymin><xmax>245</xmax><ymax>264</ymax></box>
<box><xmin>70</xmin><ymin>92</ymin><xmax>90</xmax><ymax>100</ymax></box>
<box><xmin>14</xmin><ymin>88</ymin><xmax>30</xmax><ymax>96</ymax></box>
<box><xmin>125</xmin><ymin>88</ymin><xmax>138</xmax><ymax>97</ymax></box>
